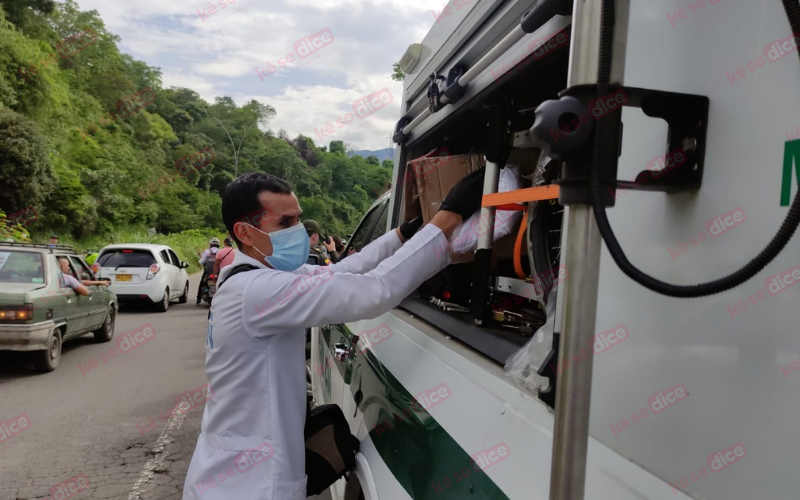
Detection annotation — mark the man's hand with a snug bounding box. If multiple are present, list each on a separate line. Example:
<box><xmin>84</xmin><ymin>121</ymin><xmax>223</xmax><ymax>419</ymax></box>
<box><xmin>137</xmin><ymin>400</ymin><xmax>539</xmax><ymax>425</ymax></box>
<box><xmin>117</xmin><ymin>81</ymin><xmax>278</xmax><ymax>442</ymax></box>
<box><xmin>439</xmin><ymin>168</ymin><xmax>486</xmax><ymax>220</ymax></box>
<box><xmin>394</xmin><ymin>212</ymin><xmax>462</xmax><ymax>241</ymax></box>
<box><xmin>323</xmin><ymin>239</ymin><xmax>336</xmax><ymax>252</ymax></box>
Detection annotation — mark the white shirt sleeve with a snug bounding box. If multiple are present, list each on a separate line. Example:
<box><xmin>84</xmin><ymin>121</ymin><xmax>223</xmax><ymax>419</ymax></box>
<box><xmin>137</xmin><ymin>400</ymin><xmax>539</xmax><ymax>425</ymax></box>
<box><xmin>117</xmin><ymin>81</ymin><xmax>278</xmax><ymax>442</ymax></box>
<box><xmin>292</xmin><ymin>228</ymin><xmax>403</xmax><ymax>277</ymax></box>
<box><xmin>199</xmin><ymin>249</ymin><xmax>211</xmax><ymax>264</ymax></box>
<box><xmin>242</xmin><ymin>225</ymin><xmax>450</xmax><ymax>334</ymax></box>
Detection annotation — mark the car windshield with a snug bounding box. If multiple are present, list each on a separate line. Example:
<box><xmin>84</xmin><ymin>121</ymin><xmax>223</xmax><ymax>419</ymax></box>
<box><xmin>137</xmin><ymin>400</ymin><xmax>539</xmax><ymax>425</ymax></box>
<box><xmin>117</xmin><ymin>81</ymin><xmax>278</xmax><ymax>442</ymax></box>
<box><xmin>97</xmin><ymin>249</ymin><xmax>156</xmax><ymax>268</ymax></box>
<box><xmin>0</xmin><ymin>251</ymin><xmax>45</xmax><ymax>283</ymax></box>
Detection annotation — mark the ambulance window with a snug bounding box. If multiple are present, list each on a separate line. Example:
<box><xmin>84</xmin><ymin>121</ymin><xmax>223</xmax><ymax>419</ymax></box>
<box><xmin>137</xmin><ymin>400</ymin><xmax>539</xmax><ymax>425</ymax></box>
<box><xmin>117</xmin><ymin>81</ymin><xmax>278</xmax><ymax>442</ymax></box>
<box><xmin>348</xmin><ymin>204</ymin><xmax>383</xmax><ymax>253</ymax></box>
<box><xmin>362</xmin><ymin>201</ymin><xmax>389</xmax><ymax>247</ymax></box>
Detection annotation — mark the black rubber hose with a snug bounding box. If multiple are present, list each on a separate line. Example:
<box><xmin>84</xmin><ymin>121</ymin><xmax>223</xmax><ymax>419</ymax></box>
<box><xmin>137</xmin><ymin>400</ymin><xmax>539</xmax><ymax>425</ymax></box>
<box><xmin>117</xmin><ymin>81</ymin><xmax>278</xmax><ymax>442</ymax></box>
<box><xmin>589</xmin><ymin>0</ymin><xmax>800</xmax><ymax>298</ymax></box>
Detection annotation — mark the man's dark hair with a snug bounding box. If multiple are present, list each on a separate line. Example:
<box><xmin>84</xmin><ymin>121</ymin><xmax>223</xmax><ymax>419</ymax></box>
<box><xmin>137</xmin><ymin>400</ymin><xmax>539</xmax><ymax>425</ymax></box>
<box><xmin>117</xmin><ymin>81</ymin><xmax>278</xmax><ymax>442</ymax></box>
<box><xmin>222</xmin><ymin>173</ymin><xmax>292</xmax><ymax>247</ymax></box>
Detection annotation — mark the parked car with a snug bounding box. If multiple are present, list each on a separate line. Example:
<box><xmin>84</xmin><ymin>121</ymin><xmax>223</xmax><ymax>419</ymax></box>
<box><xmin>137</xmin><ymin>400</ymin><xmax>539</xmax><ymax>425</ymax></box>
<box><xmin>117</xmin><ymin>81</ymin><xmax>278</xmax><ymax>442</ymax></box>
<box><xmin>0</xmin><ymin>242</ymin><xmax>117</xmax><ymax>372</ymax></box>
<box><xmin>95</xmin><ymin>244</ymin><xmax>190</xmax><ymax>312</ymax></box>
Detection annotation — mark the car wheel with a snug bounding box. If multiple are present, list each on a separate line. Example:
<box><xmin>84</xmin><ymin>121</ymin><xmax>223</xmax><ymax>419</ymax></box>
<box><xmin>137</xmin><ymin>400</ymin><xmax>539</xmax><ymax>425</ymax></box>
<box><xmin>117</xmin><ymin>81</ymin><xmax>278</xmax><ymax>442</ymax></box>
<box><xmin>31</xmin><ymin>328</ymin><xmax>61</xmax><ymax>373</ymax></box>
<box><xmin>94</xmin><ymin>306</ymin><xmax>116</xmax><ymax>342</ymax></box>
<box><xmin>155</xmin><ymin>287</ymin><xmax>170</xmax><ymax>312</ymax></box>
<box><xmin>178</xmin><ymin>282</ymin><xmax>189</xmax><ymax>304</ymax></box>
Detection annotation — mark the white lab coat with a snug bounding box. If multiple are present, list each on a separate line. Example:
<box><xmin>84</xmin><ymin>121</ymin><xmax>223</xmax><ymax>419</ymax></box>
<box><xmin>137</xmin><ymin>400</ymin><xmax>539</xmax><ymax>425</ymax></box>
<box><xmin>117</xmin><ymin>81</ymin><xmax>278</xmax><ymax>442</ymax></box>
<box><xmin>183</xmin><ymin>225</ymin><xmax>450</xmax><ymax>500</ymax></box>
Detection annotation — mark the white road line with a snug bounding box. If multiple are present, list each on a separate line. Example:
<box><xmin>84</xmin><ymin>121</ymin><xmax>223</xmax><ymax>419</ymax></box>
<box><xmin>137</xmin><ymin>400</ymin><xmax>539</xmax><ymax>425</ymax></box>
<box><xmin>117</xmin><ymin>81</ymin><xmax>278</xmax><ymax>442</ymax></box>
<box><xmin>128</xmin><ymin>402</ymin><xmax>191</xmax><ymax>500</ymax></box>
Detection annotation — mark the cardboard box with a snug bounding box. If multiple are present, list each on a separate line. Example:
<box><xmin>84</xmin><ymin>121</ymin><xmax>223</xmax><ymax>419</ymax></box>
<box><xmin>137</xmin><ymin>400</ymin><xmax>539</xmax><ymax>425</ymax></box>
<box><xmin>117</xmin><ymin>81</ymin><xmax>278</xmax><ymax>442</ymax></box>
<box><xmin>402</xmin><ymin>149</ymin><xmax>540</xmax><ymax>265</ymax></box>
<box><xmin>410</xmin><ymin>152</ymin><xmax>485</xmax><ymax>223</ymax></box>
<box><xmin>401</xmin><ymin>152</ymin><xmax>482</xmax><ymax>263</ymax></box>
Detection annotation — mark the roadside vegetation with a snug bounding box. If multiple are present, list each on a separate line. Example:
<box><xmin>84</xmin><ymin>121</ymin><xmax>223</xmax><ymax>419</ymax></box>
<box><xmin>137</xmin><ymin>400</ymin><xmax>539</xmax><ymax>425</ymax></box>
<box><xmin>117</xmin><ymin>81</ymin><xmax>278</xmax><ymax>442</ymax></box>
<box><xmin>0</xmin><ymin>0</ymin><xmax>393</xmax><ymax>255</ymax></box>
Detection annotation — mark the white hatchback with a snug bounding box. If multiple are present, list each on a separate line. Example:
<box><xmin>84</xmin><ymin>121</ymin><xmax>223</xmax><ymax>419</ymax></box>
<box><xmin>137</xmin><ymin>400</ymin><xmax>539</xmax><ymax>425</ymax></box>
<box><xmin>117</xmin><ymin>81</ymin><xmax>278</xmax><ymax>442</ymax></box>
<box><xmin>94</xmin><ymin>244</ymin><xmax>190</xmax><ymax>312</ymax></box>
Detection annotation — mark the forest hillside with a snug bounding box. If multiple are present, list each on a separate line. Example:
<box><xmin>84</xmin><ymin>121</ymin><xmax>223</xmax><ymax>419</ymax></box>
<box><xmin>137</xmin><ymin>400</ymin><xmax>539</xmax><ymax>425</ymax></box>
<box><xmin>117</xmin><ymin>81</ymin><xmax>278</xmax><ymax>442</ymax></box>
<box><xmin>0</xmin><ymin>0</ymin><xmax>393</xmax><ymax>247</ymax></box>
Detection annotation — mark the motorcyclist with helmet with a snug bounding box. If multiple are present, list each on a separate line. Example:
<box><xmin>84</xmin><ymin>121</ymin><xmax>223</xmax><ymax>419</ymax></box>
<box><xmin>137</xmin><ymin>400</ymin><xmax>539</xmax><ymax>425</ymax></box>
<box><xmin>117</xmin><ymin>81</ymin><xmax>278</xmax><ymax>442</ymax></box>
<box><xmin>197</xmin><ymin>237</ymin><xmax>220</xmax><ymax>305</ymax></box>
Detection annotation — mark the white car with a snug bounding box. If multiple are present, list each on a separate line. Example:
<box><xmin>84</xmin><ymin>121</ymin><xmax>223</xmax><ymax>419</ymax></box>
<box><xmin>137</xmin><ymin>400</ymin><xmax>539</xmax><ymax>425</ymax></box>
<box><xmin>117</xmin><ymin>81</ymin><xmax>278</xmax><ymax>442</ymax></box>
<box><xmin>94</xmin><ymin>244</ymin><xmax>190</xmax><ymax>312</ymax></box>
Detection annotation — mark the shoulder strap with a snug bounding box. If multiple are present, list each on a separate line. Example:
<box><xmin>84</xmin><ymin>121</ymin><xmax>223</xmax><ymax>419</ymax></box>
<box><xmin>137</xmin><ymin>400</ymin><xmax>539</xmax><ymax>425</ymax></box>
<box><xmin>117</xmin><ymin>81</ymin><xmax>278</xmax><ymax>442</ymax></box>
<box><xmin>218</xmin><ymin>264</ymin><xmax>259</xmax><ymax>290</ymax></box>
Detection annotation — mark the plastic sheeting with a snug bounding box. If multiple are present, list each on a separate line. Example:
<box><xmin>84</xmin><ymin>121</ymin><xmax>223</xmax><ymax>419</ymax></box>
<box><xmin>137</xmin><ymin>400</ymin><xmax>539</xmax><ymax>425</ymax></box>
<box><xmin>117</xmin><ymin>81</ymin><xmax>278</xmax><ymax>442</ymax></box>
<box><xmin>504</xmin><ymin>289</ymin><xmax>557</xmax><ymax>395</ymax></box>
<box><xmin>449</xmin><ymin>165</ymin><xmax>523</xmax><ymax>254</ymax></box>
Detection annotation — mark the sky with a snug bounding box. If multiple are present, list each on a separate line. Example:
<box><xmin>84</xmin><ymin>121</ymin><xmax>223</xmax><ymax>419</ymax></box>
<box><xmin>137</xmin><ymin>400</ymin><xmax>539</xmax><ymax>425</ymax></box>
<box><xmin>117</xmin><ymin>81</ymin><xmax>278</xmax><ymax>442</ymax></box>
<box><xmin>74</xmin><ymin>0</ymin><xmax>448</xmax><ymax>150</ymax></box>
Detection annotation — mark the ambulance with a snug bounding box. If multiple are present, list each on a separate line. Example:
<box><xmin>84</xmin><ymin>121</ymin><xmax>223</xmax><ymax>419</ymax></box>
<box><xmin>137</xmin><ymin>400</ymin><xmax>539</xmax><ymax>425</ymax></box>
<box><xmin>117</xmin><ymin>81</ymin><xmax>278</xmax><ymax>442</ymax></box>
<box><xmin>311</xmin><ymin>0</ymin><xmax>800</xmax><ymax>498</ymax></box>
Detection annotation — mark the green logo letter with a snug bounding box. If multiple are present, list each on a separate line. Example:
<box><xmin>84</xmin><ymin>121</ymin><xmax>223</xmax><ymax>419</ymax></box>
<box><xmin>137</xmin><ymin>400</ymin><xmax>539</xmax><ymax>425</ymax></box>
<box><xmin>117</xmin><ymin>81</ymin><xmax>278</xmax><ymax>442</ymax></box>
<box><xmin>782</xmin><ymin>140</ymin><xmax>800</xmax><ymax>206</ymax></box>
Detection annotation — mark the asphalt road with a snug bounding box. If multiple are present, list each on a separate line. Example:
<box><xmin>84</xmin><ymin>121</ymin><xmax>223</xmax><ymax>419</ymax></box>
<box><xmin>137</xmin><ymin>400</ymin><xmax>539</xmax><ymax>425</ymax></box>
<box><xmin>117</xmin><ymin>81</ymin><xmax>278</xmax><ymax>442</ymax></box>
<box><xmin>0</xmin><ymin>274</ymin><xmax>210</xmax><ymax>500</ymax></box>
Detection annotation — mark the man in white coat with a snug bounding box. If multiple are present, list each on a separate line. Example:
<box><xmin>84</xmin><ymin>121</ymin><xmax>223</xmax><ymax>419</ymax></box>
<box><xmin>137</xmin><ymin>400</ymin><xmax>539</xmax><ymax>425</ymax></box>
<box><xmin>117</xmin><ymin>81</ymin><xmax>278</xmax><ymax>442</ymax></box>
<box><xmin>183</xmin><ymin>170</ymin><xmax>485</xmax><ymax>499</ymax></box>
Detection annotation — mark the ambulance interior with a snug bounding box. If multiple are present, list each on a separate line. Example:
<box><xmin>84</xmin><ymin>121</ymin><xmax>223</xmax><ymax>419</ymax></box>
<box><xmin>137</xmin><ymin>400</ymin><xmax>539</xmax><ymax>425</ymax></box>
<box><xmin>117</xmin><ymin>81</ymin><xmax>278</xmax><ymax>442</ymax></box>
<box><xmin>394</xmin><ymin>24</ymin><xmax>572</xmax><ymax>408</ymax></box>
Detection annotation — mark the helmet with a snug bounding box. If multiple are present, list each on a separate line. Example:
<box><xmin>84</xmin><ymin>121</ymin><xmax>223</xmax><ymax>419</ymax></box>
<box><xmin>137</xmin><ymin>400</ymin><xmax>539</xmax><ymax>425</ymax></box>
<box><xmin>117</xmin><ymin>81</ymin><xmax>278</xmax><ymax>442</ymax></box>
<box><xmin>302</xmin><ymin>220</ymin><xmax>323</xmax><ymax>235</ymax></box>
<box><xmin>224</xmin><ymin>237</ymin><xmax>234</xmax><ymax>246</ymax></box>
<box><xmin>209</xmin><ymin>237</ymin><xmax>220</xmax><ymax>247</ymax></box>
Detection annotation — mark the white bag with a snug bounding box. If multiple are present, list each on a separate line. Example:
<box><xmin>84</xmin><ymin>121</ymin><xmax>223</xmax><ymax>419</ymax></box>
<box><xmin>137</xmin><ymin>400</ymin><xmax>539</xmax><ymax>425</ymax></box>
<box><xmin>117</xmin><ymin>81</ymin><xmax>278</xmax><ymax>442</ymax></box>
<box><xmin>449</xmin><ymin>166</ymin><xmax>523</xmax><ymax>254</ymax></box>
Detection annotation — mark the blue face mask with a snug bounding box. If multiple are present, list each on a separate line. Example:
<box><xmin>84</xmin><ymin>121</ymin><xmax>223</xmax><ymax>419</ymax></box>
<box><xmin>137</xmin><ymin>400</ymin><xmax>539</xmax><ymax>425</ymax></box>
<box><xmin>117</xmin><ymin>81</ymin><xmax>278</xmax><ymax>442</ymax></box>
<box><xmin>249</xmin><ymin>223</ymin><xmax>309</xmax><ymax>271</ymax></box>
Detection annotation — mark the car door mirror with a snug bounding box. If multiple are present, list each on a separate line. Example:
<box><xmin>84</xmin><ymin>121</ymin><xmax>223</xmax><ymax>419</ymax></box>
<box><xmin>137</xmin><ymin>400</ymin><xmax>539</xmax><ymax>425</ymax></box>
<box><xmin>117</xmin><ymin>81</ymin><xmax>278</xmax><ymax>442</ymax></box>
<box><xmin>180</xmin><ymin>262</ymin><xmax>189</xmax><ymax>269</ymax></box>
<box><xmin>306</xmin><ymin>254</ymin><xmax>321</xmax><ymax>266</ymax></box>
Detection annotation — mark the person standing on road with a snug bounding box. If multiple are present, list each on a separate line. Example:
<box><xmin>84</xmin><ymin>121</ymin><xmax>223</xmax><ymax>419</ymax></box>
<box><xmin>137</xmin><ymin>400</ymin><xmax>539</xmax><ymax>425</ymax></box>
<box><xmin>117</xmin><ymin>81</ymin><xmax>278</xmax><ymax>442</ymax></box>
<box><xmin>212</xmin><ymin>237</ymin><xmax>236</xmax><ymax>276</ymax></box>
<box><xmin>182</xmin><ymin>170</ymin><xmax>484</xmax><ymax>500</ymax></box>
<box><xmin>302</xmin><ymin>219</ymin><xmax>333</xmax><ymax>265</ymax></box>
<box><xmin>197</xmin><ymin>238</ymin><xmax>220</xmax><ymax>304</ymax></box>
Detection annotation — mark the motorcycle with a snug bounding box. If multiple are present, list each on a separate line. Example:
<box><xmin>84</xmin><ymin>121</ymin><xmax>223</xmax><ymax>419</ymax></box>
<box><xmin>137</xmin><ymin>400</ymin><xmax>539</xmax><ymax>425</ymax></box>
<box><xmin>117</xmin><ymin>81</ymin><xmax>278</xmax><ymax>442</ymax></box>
<box><xmin>199</xmin><ymin>261</ymin><xmax>215</xmax><ymax>305</ymax></box>
<box><xmin>207</xmin><ymin>273</ymin><xmax>217</xmax><ymax>303</ymax></box>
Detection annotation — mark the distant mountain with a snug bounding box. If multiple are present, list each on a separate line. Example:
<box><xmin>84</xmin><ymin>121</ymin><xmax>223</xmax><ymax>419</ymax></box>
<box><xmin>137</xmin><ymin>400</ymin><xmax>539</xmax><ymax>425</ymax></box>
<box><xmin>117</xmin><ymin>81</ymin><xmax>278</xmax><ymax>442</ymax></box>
<box><xmin>348</xmin><ymin>148</ymin><xmax>394</xmax><ymax>163</ymax></box>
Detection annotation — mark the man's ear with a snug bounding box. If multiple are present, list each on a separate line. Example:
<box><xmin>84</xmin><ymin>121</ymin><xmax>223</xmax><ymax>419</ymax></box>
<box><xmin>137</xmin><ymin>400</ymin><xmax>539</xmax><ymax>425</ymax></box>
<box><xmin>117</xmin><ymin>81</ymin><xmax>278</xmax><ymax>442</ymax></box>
<box><xmin>233</xmin><ymin>222</ymin><xmax>253</xmax><ymax>247</ymax></box>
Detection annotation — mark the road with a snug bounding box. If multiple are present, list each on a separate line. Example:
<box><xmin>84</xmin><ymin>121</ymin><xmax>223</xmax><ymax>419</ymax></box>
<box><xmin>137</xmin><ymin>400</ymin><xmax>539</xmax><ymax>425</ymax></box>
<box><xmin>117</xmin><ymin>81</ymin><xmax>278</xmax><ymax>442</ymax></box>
<box><xmin>0</xmin><ymin>274</ymin><xmax>211</xmax><ymax>500</ymax></box>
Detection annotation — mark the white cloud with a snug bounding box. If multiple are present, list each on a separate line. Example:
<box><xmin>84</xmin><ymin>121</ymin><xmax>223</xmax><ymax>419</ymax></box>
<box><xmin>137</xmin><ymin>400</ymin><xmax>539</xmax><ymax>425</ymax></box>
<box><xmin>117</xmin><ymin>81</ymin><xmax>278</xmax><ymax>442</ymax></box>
<box><xmin>259</xmin><ymin>81</ymin><xmax>401</xmax><ymax>150</ymax></box>
<box><xmin>73</xmin><ymin>0</ymin><xmax>451</xmax><ymax>149</ymax></box>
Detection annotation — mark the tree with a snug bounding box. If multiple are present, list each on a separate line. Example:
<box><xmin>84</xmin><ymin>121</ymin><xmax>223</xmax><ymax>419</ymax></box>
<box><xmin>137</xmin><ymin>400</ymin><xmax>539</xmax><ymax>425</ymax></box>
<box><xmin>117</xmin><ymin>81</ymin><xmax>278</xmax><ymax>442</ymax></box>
<box><xmin>382</xmin><ymin>159</ymin><xmax>394</xmax><ymax>169</ymax></box>
<box><xmin>0</xmin><ymin>109</ymin><xmax>55</xmax><ymax>214</ymax></box>
<box><xmin>0</xmin><ymin>0</ymin><xmax>396</xmax><ymax>240</ymax></box>
<box><xmin>293</xmin><ymin>135</ymin><xmax>320</xmax><ymax>167</ymax></box>
<box><xmin>0</xmin><ymin>0</ymin><xmax>55</xmax><ymax>30</ymax></box>
<box><xmin>391</xmin><ymin>61</ymin><xmax>405</xmax><ymax>82</ymax></box>
<box><xmin>329</xmin><ymin>140</ymin><xmax>346</xmax><ymax>154</ymax></box>
<box><xmin>243</xmin><ymin>99</ymin><xmax>276</xmax><ymax>127</ymax></box>
<box><xmin>366</xmin><ymin>155</ymin><xmax>379</xmax><ymax>165</ymax></box>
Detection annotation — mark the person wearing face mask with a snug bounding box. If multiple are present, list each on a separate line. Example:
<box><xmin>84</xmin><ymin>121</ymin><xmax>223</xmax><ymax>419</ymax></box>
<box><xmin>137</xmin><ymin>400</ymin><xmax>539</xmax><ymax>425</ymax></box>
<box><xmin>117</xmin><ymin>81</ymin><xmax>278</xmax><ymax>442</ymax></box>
<box><xmin>182</xmin><ymin>170</ymin><xmax>485</xmax><ymax>500</ymax></box>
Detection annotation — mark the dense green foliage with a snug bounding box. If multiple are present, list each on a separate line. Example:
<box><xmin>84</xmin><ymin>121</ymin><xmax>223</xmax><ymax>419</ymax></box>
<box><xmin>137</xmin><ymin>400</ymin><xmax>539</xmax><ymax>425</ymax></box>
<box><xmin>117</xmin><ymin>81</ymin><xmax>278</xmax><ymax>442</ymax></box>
<box><xmin>0</xmin><ymin>0</ymin><xmax>392</xmax><ymax>248</ymax></box>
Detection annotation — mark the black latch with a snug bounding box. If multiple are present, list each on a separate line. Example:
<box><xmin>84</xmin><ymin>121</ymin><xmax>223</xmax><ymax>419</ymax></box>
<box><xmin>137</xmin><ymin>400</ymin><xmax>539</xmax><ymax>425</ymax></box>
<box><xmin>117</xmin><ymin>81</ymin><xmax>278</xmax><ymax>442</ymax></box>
<box><xmin>392</xmin><ymin>116</ymin><xmax>411</xmax><ymax>144</ymax></box>
<box><xmin>527</xmin><ymin>85</ymin><xmax>709</xmax><ymax>205</ymax></box>
<box><xmin>443</xmin><ymin>66</ymin><xmax>467</xmax><ymax>105</ymax></box>
<box><xmin>427</xmin><ymin>72</ymin><xmax>447</xmax><ymax>113</ymax></box>
<box><xmin>521</xmin><ymin>0</ymin><xmax>573</xmax><ymax>35</ymax></box>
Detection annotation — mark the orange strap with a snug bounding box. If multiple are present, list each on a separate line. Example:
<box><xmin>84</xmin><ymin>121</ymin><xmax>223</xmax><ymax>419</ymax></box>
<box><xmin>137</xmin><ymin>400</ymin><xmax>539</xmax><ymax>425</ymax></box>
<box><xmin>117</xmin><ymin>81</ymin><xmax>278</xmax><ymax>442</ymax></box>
<box><xmin>483</xmin><ymin>185</ymin><xmax>560</xmax><ymax>207</ymax></box>
<box><xmin>495</xmin><ymin>203</ymin><xmax>528</xmax><ymax>211</ymax></box>
<box><xmin>513</xmin><ymin>209</ymin><xmax>528</xmax><ymax>279</ymax></box>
